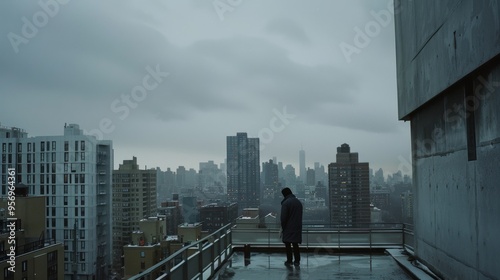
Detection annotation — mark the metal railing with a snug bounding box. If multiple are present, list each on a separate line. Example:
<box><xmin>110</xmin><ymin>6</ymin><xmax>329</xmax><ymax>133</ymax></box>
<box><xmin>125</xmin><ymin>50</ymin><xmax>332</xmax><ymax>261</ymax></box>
<box><xmin>129</xmin><ymin>223</ymin><xmax>414</xmax><ymax>280</ymax></box>
<box><xmin>128</xmin><ymin>223</ymin><xmax>233</xmax><ymax>280</ymax></box>
<box><xmin>232</xmin><ymin>223</ymin><xmax>412</xmax><ymax>250</ymax></box>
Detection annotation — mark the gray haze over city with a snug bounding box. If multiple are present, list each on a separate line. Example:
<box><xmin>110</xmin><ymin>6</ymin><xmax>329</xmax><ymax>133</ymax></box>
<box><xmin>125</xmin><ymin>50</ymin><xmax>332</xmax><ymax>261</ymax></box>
<box><xmin>0</xmin><ymin>0</ymin><xmax>410</xmax><ymax>174</ymax></box>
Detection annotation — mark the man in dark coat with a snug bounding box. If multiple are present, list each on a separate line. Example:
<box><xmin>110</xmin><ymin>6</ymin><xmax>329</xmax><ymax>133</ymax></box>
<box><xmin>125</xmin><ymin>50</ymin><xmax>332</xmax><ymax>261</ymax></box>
<box><xmin>280</xmin><ymin>187</ymin><xmax>303</xmax><ymax>267</ymax></box>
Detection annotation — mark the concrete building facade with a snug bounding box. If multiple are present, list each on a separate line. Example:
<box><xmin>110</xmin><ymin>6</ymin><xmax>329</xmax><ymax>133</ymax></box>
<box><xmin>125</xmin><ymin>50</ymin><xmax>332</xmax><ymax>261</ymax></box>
<box><xmin>395</xmin><ymin>1</ymin><xmax>500</xmax><ymax>278</ymax></box>
<box><xmin>0</xmin><ymin>123</ymin><xmax>112</xmax><ymax>279</ymax></box>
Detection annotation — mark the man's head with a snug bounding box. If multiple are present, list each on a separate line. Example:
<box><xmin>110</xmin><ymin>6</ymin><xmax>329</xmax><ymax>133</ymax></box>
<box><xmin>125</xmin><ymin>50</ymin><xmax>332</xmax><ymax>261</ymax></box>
<box><xmin>281</xmin><ymin>187</ymin><xmax>292</xmax><ymax>197</ymax></box>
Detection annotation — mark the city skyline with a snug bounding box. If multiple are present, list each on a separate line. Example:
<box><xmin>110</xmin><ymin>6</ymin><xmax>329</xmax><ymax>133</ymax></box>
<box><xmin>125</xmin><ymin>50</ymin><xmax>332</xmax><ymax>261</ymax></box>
<box><xmin>0</xmin><ymin>1</ymin><xmax>411</xmax><ymax>177</ymax></box>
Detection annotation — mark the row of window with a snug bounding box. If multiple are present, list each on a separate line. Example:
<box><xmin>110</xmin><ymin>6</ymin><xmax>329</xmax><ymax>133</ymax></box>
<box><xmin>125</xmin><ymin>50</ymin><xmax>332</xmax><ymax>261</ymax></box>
<box><xmin>46</xmin><ymin>207</ymin><xmax>85</xmax><ymax>219</ymax></box>
<box><xmin>1</xmin><ymin>140</ymin><xmax>86</xmax><ymax>153</ymax></box>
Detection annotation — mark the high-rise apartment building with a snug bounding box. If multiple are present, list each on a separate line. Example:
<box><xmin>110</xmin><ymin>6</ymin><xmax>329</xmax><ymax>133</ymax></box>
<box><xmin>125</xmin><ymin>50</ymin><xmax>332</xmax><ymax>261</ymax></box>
<box><xmin>328</xmin><ymin>143</ymin><xmax>370</xmax><ymax>227</ymax></box>
<box><xmin>262</xmin><ymin>159</ymin><xmax>279</xmax><ymax>203</ymax></box>
<box><xmin>0</xmin><ymin>123</ymin><xmax>112</xmax><ymax>279</ymax></box>
<box><xmin>226</xmin><ymin>133</ymin><xmax>260</xmax><ymax>212</ymax></box>
<box><xmin>112</xmin><ymin>157</ymin><xmax>157</xmax><ymax>271</ymax></box>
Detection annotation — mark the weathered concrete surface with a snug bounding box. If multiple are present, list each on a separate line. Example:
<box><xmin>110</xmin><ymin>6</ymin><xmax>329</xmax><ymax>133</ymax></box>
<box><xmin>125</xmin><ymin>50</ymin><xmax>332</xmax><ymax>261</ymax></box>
<box><xmin>395</xmin><ymin>0</ymin><xmax>500</xmax><ymax>119</ymax></box>
<box><xmin>408</xmin><ymin>56</ymin><xmax>500</xmax><ymax>280</ymax></box>
<box><xmin>396</xmin><ymin>1</ymin><xmax>500</xmax><ymax>279</ymax></box>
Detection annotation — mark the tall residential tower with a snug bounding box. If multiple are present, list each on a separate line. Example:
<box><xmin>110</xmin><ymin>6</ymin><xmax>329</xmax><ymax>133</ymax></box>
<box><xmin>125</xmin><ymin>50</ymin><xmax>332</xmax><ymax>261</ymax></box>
<box><xmin>112</xmin><ymin>156</ymin><xmax>157</xmax><ymax>272</ymax></box>
<box><xmin>226</xmin><ymin>133</ymin><xmax>260</xmax><ymax>212</ymax></box>
<box><xmin>328</xmin><ymin>143</ymin><xmax>369</xmax><ymax>227</ymax></box>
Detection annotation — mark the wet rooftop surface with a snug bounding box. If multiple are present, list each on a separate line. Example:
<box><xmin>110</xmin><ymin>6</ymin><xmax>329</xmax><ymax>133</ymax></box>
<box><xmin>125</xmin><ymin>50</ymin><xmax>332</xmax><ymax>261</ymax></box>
<box><xmin>218</xmin><ymin>251</ymin><xmax>413</xmax><ymax>280</ymax></box>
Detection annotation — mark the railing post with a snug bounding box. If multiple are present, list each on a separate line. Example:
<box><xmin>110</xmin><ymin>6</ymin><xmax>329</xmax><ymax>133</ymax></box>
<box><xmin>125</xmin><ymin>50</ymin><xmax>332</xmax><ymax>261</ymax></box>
<box><xmin>183</xmin><ymin>249</ymin><xmax>189</xmax><ymax>280</ymax></box>
<box><xmin>166</xmin><ymin>259</ymin><xmax>171</xmax><ymax>280</ymax></box>
<box><xmin>210</xmin><ymin>236</ymin><xmax>215</xmax><ymax>277</ymax></box>
<box><xmin>402</xmin><ymin>223</ymin><xmax>405</xmax><ymax>248</ymax></box>
<box><xmin>199</xmin><ymin>243</ymin><xmax>203</xmax><ymax>280</ymax></box>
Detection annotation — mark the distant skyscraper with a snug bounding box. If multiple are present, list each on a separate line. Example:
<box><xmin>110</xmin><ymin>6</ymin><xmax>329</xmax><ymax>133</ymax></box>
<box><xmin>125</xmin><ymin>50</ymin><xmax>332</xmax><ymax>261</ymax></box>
<box><xmin>306</xmin><ymin>167</ymin><xmax>315</xmax><ymax>186</ymax></box>
<box><xmin>112</xmin><ymin>157</ymin><xmax>157</xmax><ymax>271</ymax></box>
<box><xmin>226</xmin><ymin>133</ymin><xmax>260</xmax><ymax>212</ymax></box>
<box><xmin>0</xmin><ymin>123</ymin><xmax>112</xmax><ymax>279</ymax></box>
<box><xmin>299</xmin><ymin>148</ymin><xmax>306</xmax><ymax>183</ymax></box>
<box><xmin>262</xmin><ymin>159</ymin><xmax>279</xmax><ymax>203</ymax></box>
<box><xmin>328</xmin><ymin>143</ymin><xmax>370</xmax><ymax>227</ymax></box>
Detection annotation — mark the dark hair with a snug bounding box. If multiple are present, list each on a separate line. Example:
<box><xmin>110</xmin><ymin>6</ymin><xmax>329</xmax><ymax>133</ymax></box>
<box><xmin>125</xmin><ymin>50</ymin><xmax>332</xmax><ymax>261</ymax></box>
<box><xmin>281</xmin><ymin>187</ymin><xmax>292</xmax><ymax>197</ymax></box>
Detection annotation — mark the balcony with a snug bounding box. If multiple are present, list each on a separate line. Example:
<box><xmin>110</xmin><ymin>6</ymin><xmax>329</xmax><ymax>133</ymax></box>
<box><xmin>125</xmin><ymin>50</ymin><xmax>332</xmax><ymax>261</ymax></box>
<box><xmin>128</xmin><ymin>224</ymin><xmax>432</xmax><ymax>280</ymax></box>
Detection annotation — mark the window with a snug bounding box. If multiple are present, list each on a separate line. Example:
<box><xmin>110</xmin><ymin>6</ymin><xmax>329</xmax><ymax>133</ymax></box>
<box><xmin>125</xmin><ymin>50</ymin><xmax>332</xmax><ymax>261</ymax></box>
<box><xmin>75</xmin><ymin>141</ymin><xmax>78</xmax><ymax>151</ymax></box>
<box><xmin>80</xmin><ymin>252</ymin><xmax>85</xmax><ymax>261</ymax></box>
<box><xmin>81</xmin><ymin>241</ymin><xmax>85</xmax><ymax>249</ymax></box>
<box><xmin>21</xmin><ymin>261</ymin><xmax>28</xmax><ymax>272</ymax></box>
<box><xmin>140</xmin><ymin>251</ymin><xmax>145</xmax><ymax>258</ymax></box>
<box><xmin>41</xmin><ymin>141</ymin><xmax>45</xmax><ymax>151</ymax></box>
<box><xmin>64</xmin><ymin>218</ymin><xmax>68</xmax><ymax>227</ymax></box>
<box><xmin>81</xmin><ymin>196</ymin><xmax>85</xmax><ymax>205</ymax></box>
<box><xmin>75</xmin><ymin>197</ymin><xmax>78</xmax><ymax>205</ymax></box>
<box><xmin>52</xmin><ymin>152</ymin><xmax>56</xmax><ymax>162</ymax></box>
<box><xmin>81</xmin><ymin>163</ymin><xmax>85</xmax><ymax>172</ymax></box>
<box><xmin>80</xmin><ymin>230</ymin><xmax>85</xmax><ymax>239</ymax></box>
<box><xmin>2</xmin><ymin>143</ymin><xmax>6</xmax><ymax>153</ymax></box>
<box><xmin>81</xmin><ymin>152</ymin><xmax>85</xmax><ymax>160</ymax></box>
<box><xmin>17</xmin><ymin>143</ymin><xmax>22</xmax><ymax>153</ymax></box>
<box><xmin>64</xmin><ymin>196</ymin><xmax>68</xmax><ymax>205</ymax></box>
<box><xmin>81</xmin><ymin>207</ymin><xmax>85</xmax><ymax>216</ymax></box>
<box><xmin>64</xmin><ymin>207</ymin><xmax>68</xmax><ymax>216</ymax></box>
<box><xmin>64</xmin><ymin>141</ymin><xmax>68</xmax><ymax>151</ymax></box>
<box><xmin>80</xmin><ymin>218</ymin><xmax>85</xmax><ymax>228</ymax></box>
<box><xmin>81</xmin><ymin>141</ymin><xmax>85</xmax><ymax>151</ymax></box>
<box><xmin>75</xmin><ymin>207</ymin><xmax>78</xmax><ymax>216</ymax></box>
<box><xmin>64</xmin><ymin>152</ymin><xmax>68</xmax><ymax>162</ymax></box>
<box><xmin>52</xmin><ymin>141</ymin><xmax>56</xmax><ymax>150</ymax></box>
<box><xmin>81</xmin><ymin>185</ymin><xmax>85</xmax><ymax>194</ymax></box>
<box><xmin>64</xmin><ymin>185</ymin><xmax>68</xmax><ymax>194</ymax></box>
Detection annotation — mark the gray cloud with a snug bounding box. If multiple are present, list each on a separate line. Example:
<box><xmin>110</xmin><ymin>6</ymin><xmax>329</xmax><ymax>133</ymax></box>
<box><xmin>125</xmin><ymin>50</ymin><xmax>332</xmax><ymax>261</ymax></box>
<box><xmin>265</xmin><ymin>18</ymin><xmax>310</xmax><ymax>44</ymax></box>
<box><xmin>0</xmin><ymin>0</ymin><xmax>410</xmax><ymax>174</ymax></box>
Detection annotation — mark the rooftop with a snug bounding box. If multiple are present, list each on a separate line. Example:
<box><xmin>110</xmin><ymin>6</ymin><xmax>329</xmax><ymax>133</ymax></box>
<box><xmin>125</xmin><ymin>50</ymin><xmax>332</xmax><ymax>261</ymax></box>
<box><xmin>219</xmin><ymin>251</ymin><xmax>413</xmax><ymax>280</ymax></box>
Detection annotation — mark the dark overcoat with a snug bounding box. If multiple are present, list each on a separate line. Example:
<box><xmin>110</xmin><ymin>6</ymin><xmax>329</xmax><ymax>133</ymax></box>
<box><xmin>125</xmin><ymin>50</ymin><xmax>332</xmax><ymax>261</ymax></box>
<box><xmin>281</xmin><ymin>194</ymin><xmax>303</xmax><ymax>243</ymax></box>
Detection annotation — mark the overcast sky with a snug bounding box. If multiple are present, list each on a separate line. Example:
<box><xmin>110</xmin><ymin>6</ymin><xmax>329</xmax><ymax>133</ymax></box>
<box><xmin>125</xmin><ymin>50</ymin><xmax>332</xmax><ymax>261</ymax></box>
<box><xmin>0</xmin><ymin>0</ymin><xmax>411</xmax><ymax>176</ymax></box>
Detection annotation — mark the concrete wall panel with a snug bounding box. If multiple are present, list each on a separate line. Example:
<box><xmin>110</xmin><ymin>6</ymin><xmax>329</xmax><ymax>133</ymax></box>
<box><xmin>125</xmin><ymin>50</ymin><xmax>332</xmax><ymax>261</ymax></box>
<box><xmin>396</xmin><ymin>0</ymin><xmax>500</xmax><ymax>119</ymax></box>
